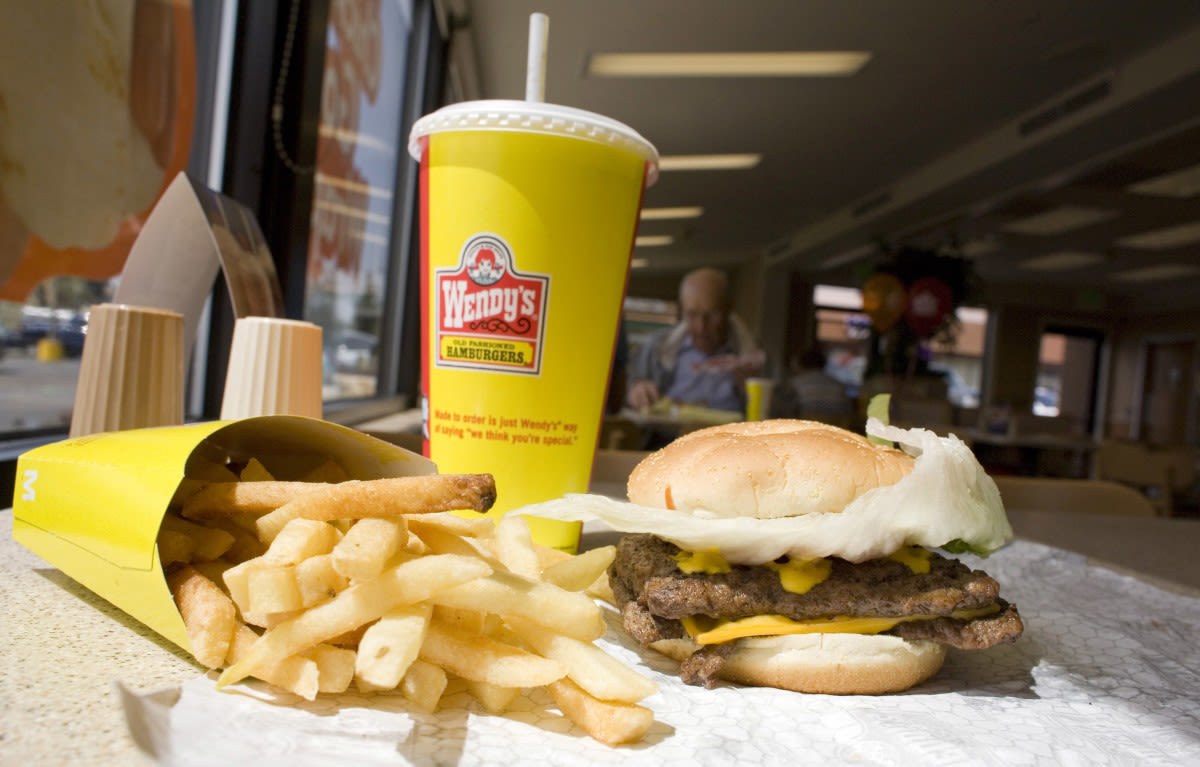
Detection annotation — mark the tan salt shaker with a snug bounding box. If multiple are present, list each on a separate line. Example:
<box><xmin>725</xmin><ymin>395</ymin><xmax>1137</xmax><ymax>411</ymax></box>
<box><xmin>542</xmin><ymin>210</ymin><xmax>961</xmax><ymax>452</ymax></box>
<box><xmin>220</xmin><ymin>317</ymin><xmax>323</xmax><ymax>420</ymax></box>
<box><xmin>70</xmin><ymin>303</ymin><xmax>186</xmax><ymax>437</ymax></box>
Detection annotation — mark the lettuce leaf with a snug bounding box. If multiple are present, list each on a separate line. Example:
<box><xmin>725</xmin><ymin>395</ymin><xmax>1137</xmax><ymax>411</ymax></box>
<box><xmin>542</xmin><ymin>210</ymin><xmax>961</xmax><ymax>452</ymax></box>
<box><xmin>522</xmin><ymin>419</ymin><xmax>1013</xmax><ymax>565</ymax></box>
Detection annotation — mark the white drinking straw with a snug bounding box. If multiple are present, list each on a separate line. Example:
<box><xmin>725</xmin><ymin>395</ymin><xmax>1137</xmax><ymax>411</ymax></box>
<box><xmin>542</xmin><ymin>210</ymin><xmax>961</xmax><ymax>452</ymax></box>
<box><xmin>525</xmin><ymin>13</ymin><xmax>549</xmax><ymax>102</ymax></box>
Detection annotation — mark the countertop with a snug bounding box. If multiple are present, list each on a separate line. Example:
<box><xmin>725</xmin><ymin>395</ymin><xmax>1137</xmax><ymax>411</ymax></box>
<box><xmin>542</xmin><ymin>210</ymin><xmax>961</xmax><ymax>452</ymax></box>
<box><xmin>1005</xmin><ymin>508</ymin><xmax>1200</xmax><ymax>593</ymax></box>
<box><xmin>2</xmin><ymin>509</ymin><xmax>199</xmax><ymax>766</ymax></box>
<box><xmin>5</xmin><ymin>505</ymin><xmax>1200</xmax><ymax>765</ymax></box>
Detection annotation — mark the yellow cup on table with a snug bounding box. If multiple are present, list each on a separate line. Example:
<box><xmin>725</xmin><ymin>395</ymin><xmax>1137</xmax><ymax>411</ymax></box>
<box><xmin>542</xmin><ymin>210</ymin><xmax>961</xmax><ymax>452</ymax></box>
<box><xmin>745</xmin><ymin>377</ymin><xmax>776</xmax><ymax>421</ymax></box>
<box><xmin>408</xmin><ymin>100</ymin><xmax>657</xmax><ymax>551</ymax></box>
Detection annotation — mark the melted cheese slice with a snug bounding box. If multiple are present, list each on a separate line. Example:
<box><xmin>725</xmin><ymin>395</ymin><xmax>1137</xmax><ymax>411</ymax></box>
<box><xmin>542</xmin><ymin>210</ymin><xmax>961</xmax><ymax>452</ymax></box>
<box><xmin>681</xmin><ymin>605</ymin><xmax>1001</xmax><ymax>645</ymax></box>
<box><xmin>673</xmin><ymin>549</ymin><xmax>731</xmax><ymax>575</ymax></box>
<box><xmin>673</xmin><ymin>546</ymin><xmax>930</xmax><ymax>596</ymax></box>
<box><xmin>765</xmin><ymin>557</ymin><xmax>832</xmax><ymax>594</ymax></box>
<box><xmin>886</xmin><ymin>545</ymin><xmax>932</xmax><ymax>574</ymax></box>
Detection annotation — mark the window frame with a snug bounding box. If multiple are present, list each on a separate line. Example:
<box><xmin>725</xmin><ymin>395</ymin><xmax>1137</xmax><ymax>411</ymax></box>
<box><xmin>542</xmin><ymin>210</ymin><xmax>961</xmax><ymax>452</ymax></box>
<box><xmin>211</xmin><ymin>0</ymin><xmax>445</xmax><ymax>423</ymax></box>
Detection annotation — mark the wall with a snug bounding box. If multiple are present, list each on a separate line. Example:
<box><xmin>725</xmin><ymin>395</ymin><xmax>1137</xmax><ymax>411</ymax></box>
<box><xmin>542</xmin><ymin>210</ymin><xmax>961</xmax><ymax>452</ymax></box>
<box><xmin>985</xmin><ymin>304</ymin><xmax>1043</xmax><ymax>413</ymax></box>
<box><xmin>1107</xmin><ymin>311</ymin><xmax>1200</xmax><ymax>444</ymax></box>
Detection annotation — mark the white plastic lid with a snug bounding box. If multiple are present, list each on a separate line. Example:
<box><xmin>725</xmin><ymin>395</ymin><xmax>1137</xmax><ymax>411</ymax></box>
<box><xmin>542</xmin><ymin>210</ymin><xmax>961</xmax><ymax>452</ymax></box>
<box><xmin>408</xmin><ymin>99</ymin><xmax>659</xmax><ymax>186</ymax></box>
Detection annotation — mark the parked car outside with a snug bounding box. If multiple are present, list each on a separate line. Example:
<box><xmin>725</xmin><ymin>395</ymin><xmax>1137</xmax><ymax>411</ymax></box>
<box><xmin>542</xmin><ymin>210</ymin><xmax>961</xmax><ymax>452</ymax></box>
<box><xmin>17</xmin><ymin>307</ymin><xmax>87</xmax><ymax>357</ymax></box>
<box><xmin>326</xmin><ymin>329</ymin><xmax>378</xmax><ymax>374</ymax></box>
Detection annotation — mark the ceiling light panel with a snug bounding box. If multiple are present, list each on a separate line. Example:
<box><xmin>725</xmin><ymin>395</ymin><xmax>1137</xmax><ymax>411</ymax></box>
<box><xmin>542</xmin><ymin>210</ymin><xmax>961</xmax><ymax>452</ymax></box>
<box><xmin>634</xmin><ymin>235</ymin><xmax>674</xmax><ymax>247</ymax></box>
<box><xmin>1114</xmin><ymin>220</ymin><xmax>1200</xmax><ymax>250</ymax></box>
<box><xmin>1127</xmin><ymin>161</ymin><xmax>1200</xmax><ymax>198</ymax></box>
<box><xmin>1019</xmin><ymin>251</ymin><xmax>1104</xmax><ymax>271</ymax></box>
<box><xmin>589</xmin><ymin>51</ymin><xmax>871</xmax><ymax>78</ymax></box>
<box><xmin>640</xmin><ymin>206</ymin><xmax>704</xmax><ymax>220</ymax></box>
<box><xmin>959</xmin><ymin>238</ymin><xmax>1002</xmax><ymax>258</ymax></box>
<box><xmin>1001</xmin><ymin>205</ymin><xmax>1118</xmax><ymax>236</ymax></box>
<box><xmin>657</xmin><ymin>154</ymin><xmax>761</xmax><ymax>171</ymax></box>
<box><xmin>1111</xmin><ymin>264</ymin><xmax>1200</xmax><ymax>282</ymax></box>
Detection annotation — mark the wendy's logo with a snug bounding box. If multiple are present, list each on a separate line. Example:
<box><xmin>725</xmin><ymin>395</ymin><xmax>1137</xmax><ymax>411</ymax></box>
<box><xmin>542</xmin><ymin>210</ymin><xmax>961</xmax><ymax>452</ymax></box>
<box><xmin>466</xmin><ymin>245</ymin><xmax>505</xmax><ymax>286</ymax></box>
<box><xmin>434</xmin><ymin>233</ymin><xmax>550</xmax><ymax>375</ymax></box>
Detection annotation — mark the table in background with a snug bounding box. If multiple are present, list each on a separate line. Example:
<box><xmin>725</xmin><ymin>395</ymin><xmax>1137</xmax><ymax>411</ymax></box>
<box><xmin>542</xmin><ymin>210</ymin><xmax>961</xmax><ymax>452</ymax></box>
<box><xmin>962</xmin><ymin>429</ymin><xmax>1098</xmax><ymax>479</ymax></box>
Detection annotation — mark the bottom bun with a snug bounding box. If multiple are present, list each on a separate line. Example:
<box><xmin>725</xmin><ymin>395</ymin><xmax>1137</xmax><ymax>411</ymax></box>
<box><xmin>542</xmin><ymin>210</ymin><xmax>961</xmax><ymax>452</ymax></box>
<box><xmin>650</xmin><ymin>633</ymin><xmax>947</xmax><ymax>695</ymax></box>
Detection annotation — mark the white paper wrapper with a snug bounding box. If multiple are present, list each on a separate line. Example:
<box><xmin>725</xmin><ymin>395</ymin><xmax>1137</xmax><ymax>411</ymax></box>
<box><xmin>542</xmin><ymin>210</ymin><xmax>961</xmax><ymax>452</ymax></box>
<box><xmin>119</xmin><ymin>541</ymin><xmax>1200</xmax><ymax>766</ymax></box>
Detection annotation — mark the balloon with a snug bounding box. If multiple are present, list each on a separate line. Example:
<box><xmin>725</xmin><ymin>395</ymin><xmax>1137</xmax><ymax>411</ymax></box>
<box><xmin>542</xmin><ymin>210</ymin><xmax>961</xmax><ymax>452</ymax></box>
<box><xmin>861</xmin><ymin>272</ymin><xmax>907</xmax><ymax>332</ymax></box>
<box><xmin>905</xmin><ymin>276</ymin><xmax>954</xmax><ymax>337</ymax></box>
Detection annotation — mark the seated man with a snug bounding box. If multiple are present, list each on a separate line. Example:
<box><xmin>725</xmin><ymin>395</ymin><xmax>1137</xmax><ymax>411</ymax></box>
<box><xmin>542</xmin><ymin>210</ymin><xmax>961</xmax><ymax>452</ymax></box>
<box><xmin>627</xmin><ymin>267</ymin><xmax>764</xmax><ymax>414</ymax></box>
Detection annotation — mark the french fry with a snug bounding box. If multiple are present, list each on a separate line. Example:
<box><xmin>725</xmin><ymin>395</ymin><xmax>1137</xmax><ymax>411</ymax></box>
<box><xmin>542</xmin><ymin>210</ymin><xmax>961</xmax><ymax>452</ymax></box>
<box><xmin>585</xmin><ymin>572</ymin><xmax>616</xmax><ymax>605</ymax></box>
<box><xmin>161</xmin><ymin>514</ymin><xmax>235</xmax><ymax>561</ymax></box>
<box><xmin>221</xmin><ymin>558</ymin><xmax>260</xmax><ymax>615</ymax></box>
<box><xmin>418</xmin><ymin>618</ymin><xmax>566</xmax><ymax>688</ymax></box>
<box><xmin>258</xmin><ymin>609</ymin><xmax>306</xmax><ymax>629</ymax></box>
<box><xmin>238</xmin><ymin>458</ymin><xmax>275</xmax><ymax>482</ymax></box>
<box><xmin>402</xmin><ymin>531</ymin><xmax>430</xmax><ymax>556</ymax></box>
<box><xmin>548</xmin><ymin>678</ymin><xmax>655</xmax><ymax>746</ymax></box>
<box><xmin>299</xmin><ymin>459</ymin><xmax>349</xmax><ymax>484</ymax></box>
<box><xmin>181</xmin><ymin>480</ymin><xmax>332</xmax><ymax>519</ymax></box>
<box><xmin>203</xmin><ymin>516</ymin><xmax>268</xmax><ymax>561</ymax></box>
<box><xmin>255</xmin><ymin>475</ymin><xmax>497</xmax><ymax>543</ymax></box>
<box><xmin>488</xmin><ymin>515</ymin><xmax>540</xmax><ymax>578</ymax></box>
<box><xmin>332</xmin><ymin>518</ymin><xmax>407</xmax><ymax>581</ymax></box>
<box><xmin>408</xmin><ymin>519</ymin><xmax>494</xmax><ymax>561</ymax></box>
<box><xmin>327</xmin><ymin>624</ymin><xmax>369</xmax><ymax>647</ymax></box>
<box><xmin>534</xmin><ymin>543</ymin><xmax>572</xmax><ymax>569</ymax></box>
<box><xmin>167</xmin><ymin>566</ymin><xmax>239</xmax><ymax>669</ymax></box>
<box><xmin>190</xmin><ymin>558</ymin><xmax>235</xmax><ymax>589</ymax></box>
<box><xmin>170</xmin><ymin>460</ymin><xmax>239</xmax><ymax>508</ymax></box>
<box><xmin>507</xmin><ymin>617</ymin><xmax>657</xmax><ymax>704</ymax></box>
<box><xmin>227</xmin><ymin>625</ymin><xmax>320</xmax><ymax>701</ymax></box>
<box><xmin>540</xmin><ymin>545</ymin><xmax>616</xmax><ymax>593</ymax></box>
<box><xmin>465</xmin><ymin>679</ymin><xmax>519</xmax><ymax>713</ymax></box>
<box><xmin>263</xmin><ymin>518</ymin><xmax>342</xmax><ymax>565</ymax></box>
<box><xmin>189</xmin><ymin>455</ymin><xmax>240</xmax><ymax>482</ymax></box>
<box><xmin>431</xmin><ymin>570</ymin><xmax>606</xmax><ymax>642</ymax></box>
<box><xmin>157</xmin><ymin>528</ymin><xmax>196</xmax><ymax>566</ymax></box>
<box><xmin>219</xmin><ymin>554</ymin><xmax>491</xmax><ymax>687</ymax></box>
<box><xmin>307</xmin><ymin>643</ymin><xmax>357</xmax><ymax>694</ymax></box>
<box><xmin>166</xmin><ymin>464</ymin><xmax>659</xmax><ymax>744</ymax></box>
<box><xmin>399</xmin><ymin>659</ymin><xmax>448</xmax><ymax>712</ymax></box>
<box><xmin>355</xmin><ymin>603</ymin><xmax>432</xmax><ymax>691</ymax></box>
<box><xmin>404</xmin><ymin>511</ymin><xmax>494</xmax><ymax>538</ymax></box>
<box><xmin>432</xmin><ymin>605</ymin><xmax>498</xmax><ymax>636</ymax></box>
<box><xmin>294</xmin><ymin>553</ymin><xmax>349</xmax><ymax>608</ymax></box>
<box><xmin>246</xmin><ymin>565</ymin><xmax>302</xmax><ymax>616</ymax></box>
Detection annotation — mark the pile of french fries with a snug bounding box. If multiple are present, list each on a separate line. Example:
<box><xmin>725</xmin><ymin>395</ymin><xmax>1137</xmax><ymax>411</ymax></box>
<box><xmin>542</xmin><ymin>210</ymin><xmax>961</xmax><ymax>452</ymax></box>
<box><xmin>158</xmin><ymin>457</ymin><xmax>657</xmax><ymax>746</ymax></box>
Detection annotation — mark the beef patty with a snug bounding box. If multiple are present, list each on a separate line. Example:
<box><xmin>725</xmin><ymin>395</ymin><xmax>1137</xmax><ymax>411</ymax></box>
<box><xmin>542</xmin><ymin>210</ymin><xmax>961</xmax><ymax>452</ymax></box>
<box><xmin>610</xmin><ymin>534</ymin><xmax>1023</xmax><ymax>685</ymax></box>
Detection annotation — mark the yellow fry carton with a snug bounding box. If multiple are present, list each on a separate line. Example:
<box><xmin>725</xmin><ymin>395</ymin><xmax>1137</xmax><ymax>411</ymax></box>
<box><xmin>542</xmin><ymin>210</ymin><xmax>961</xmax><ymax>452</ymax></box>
<box><xmin>12</xmin><ymin>415</ymin><xmax>434</xmax><ymax>653</ymax></box>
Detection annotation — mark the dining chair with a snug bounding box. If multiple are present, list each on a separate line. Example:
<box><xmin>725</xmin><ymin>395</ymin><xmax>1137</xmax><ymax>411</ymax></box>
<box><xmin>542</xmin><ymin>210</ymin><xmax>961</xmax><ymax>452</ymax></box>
<box><xmin>1093</xmin><ymin>440</ymin><xmax>1173</xmax><ymax>516</ymax></box>
<box><xmin>992</xmin><ymin>475</ymin><xmax>1157</xmax><ymax>517</ymax></box>
<box><xmin>590</xmin><ymin>448</ymin><xmax>652</xmax><ymax>499</ymax></box>
<box><xmin>599</xmin><ymin>416</ymin><xmax>644</xmax><ymax>450</ymax></box>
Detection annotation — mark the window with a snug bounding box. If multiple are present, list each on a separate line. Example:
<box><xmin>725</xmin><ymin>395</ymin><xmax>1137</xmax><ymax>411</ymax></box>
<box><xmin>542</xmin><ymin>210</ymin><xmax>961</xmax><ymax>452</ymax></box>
<box><xmin>0</xmin><ymin>1</ymin><xmax>201</xmax><ymax>440</ymax></box>
<box><xmin>812</xmin><ymin>284</ymin><xmax>988</xmax><ymax>409</ymax></box>
<box><xmin>305</xmin><ymin>0</ymin><xmax>416</xmax><ymax>402</ymax></box>
<box><xmin>812</xmin><ymin>285</ymin><xmax>871</xmax><ymax>397</ymax></box>
<box><xmin>1036</xmin><ymin>327</ymin><xmax>1104</xmax><ymax>432</ymax></box>
<box><xmin>1</xmin><ymin>0</ymin><xmax>446</xmax><ymax>449</ymax></box>
<box><xmin>928</xmin><ymin>306</ymin><xmax>987</xmax><ymax>410</ymax></box>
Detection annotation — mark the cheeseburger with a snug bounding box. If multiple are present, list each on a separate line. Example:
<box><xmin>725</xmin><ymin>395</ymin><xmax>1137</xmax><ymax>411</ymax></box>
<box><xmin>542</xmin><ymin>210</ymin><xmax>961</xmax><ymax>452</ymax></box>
<box><xmin>527</xmin><ymin>418</ymin><xmax>1023</xmax><ymax>694</ymax></box>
